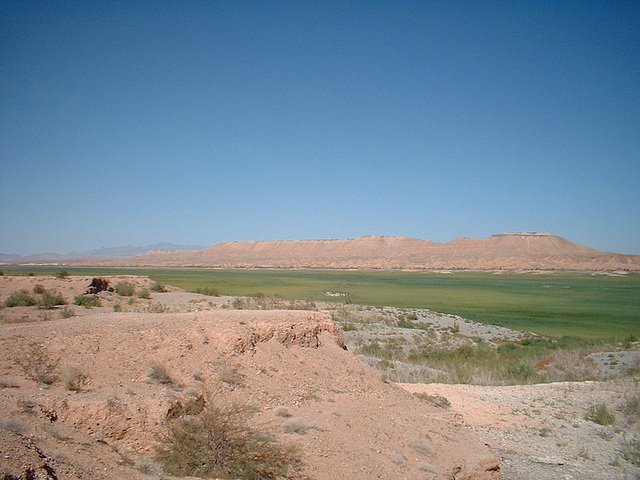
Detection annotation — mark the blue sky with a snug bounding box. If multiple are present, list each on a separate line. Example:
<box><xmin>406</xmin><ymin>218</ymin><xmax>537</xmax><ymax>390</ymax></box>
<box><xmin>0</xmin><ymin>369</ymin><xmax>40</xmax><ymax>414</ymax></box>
<box><xmin>1</xmin><ymin>1</ymin><xmax>639</xmax><ymax>255</ymax></box>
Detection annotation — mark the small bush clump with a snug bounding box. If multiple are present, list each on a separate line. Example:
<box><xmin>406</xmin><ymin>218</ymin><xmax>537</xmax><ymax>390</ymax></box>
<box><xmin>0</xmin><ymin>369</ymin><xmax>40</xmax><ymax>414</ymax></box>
<box><xmin>4</xmin><ymin>289</ymin><xmax>36</xmax><ymax>307</ymax></box>
<box><xmin>148</xmin><ymin>363</ymin><xmax>173</xmax><ymax>384</ymax></box>
<box><xmin>622</xmin><ymin>435</ymin><xmax>640</xmax><ymax>466</ymax></box>
<box><xmin>33</xmin><ymin>284</ymin><xmax>46</xmax><ymax>294</ymax></box>
<box><xmin>60</xmin><ymin>364</ymin><xmax>88</xmax><ymax>391</ymax></box>
<box><xmin>150</xmin><ymin>282</ymin><xmax>166</xmax><ymax>293</ymax></box>
<box><xmin>157</xmin><ymin>399</ymin><xmax>301</xmax><ymax>479</ymax></box>
<box><xmin>59</xmin><ymin>306</ymin><xmax>76</xmax><ymax>318</ymax></box>
<box><xmin>38</xmin><ymin>289</ymin><xmax>66</xmax><ymax>309</ymax></box>
<box><xmin>137</xmin><ymin>288</ymin><xmax>151</xmax><ymax>299</ymax></box>
<box><xmin>55</xmin><ymin>270</ymin><xmax>70</xmax><ymax>279</ymax></box>
<box><xmin>116</xmin><ymin>281</ymin><xmax>136</xmax><ymax>297</ymax></box>
<box><xmin>585</xmin><ymin>403</ymin><xmax>616</xmax><ymax>426</ymax></box>
<box><xmin>16</xmin><ymin>343</ymin><xmax>59</xmax><ymax>385</ymax></box>
<box><xmin>74</xmin><ymin>294</ymin><xmax>101</xmax><ymax>308</ymax></box>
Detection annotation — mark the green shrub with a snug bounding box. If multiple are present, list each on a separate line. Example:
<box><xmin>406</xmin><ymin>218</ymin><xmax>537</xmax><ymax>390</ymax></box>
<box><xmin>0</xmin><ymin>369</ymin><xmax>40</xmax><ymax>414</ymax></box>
<box><xmin>32</xmin><ymin>284</ymin><xmax>45</xmax><ymax>294</ymax></box>
<box><xmin>4</xmin><ymin>289</ymin><xmax>36</xmax><ymax>307</ymax></box>
<box><xmin>115</xmin><ymin>281</ymin><xmax>135</xmax><ymax>297</ymax></box>
<box><xmin>55</xmin><ymin>270</ymin><xmax>70</xmax><ymax>279</ymax></box>
<box><xmin>157</xmin><ymin>399</ymin><xmax>301</xmax><ymax>479</ymax></box>
<box><xmin>38</xmin><ymin>290</ymin><xmax>66</xmax><ymax>309</ymax></box>
<box><xmin>138</xmin><ymin>288</ymin><xmax>151</xmax><ymax>299</ymax></box>
<box><xmin>73</xmin><ymin>294</ymin><xmax>101</xmax><ymax>308</ymax></box>
<box><xmin>150</xmin><ymin>282</ymin><xmax>166</xmax><ymax>293</ymax></box>
<box><xmin>585</xmin><ymin>403</ymin><xmax>616</xmax><ymax>425</ymax></box>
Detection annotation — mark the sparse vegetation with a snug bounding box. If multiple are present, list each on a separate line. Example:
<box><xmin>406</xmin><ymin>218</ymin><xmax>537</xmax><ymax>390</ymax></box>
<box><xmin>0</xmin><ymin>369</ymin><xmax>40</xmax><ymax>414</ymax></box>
<box><xmin>73</xmin><ymin>294</ymin><xmax>101</xmax><ymax>308</ymax></box>
<box><xmin>622</xmin><ymin>395</ymin><xmax>640</xmax><ymax>424</ymax></box>
<box><xmin>586</xmin><ymin>403</ymin><xmax>616</xmax><ymax>426</ymax></box>
<box><xmin>37</xmin><ymin>289</ymin><xmax>66</xmax><ymax>309</ymax></box>
<box><xmin>60</xmin><ymin>364</ymin><xmax>88</xmax><ymax>391</ymax></box>
<box><xmin>0</xmin><ymin>417</ymin><xmax>28</xmax><ymax>435</ymax></box>
<box><xmin>32</xmin><ymin>284</ymin><xmax>45</xmax><ymax>294</ymax></box>
<box><xmin>16</xmin><ymin>343</ymin><xmax>59</xmax><ymax>385</ymax></box>
<box><xmin>281</xmin><ymin>417</ymin><xmax>318</xmax><ymax>435</ymax></box>
<box><xmin>414</xmin><ymin>392</ymin><xmax>451</xmax><ymax>409</ymax></box>
<box><xmin>59</xmin><ymin>306</ymin><xmax>76</xmax><ymax>318</ymax></box>
<box><xmin>55</xmin><ymin>270</ymin><xmax>70</xmax><ymax>279</ymax></box>
<box><xmin>115</xmin><ymin>281</ymin><xmax>136</xmax><ymax>296</ymax></box>
<box><xmin>148</xmin><ymin>363</ymin><xmax>173</xmax><ymax>384</ymax></box>
<box><xmin>150</xmin><ymin>281</ymin><xmax>166</xmax><ymax>292</ymax></box>
<box><xmin>4</xmin><ymin>289</ymin><xmax>36</xmax><ymax>307</ymax></box>
<box><xmin>622</xmin><ymin>435</ymin><xmax>640</xmax><ymax>466</ymax></box>
<box><xmin>137</xmin><ymin>287</ymin><xmax>151</xmax><ymax>299</ymax></box>
<box><xmin>157</xmin><ymin>396</ymin><xmax>301</xmax><ymax>479</ymax></box>
<box><xmin>196</xmin><ymin>286</ymin><xmax>220</xmax><ymax>296</ymax></box>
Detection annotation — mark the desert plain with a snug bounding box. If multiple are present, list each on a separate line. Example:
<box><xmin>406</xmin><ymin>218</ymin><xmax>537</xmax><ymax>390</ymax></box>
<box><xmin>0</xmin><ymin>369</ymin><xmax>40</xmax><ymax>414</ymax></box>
<box><xmin>0</xmin><ymin>272</ymin><xmax>639</xmax><ymax>480</ymax></box>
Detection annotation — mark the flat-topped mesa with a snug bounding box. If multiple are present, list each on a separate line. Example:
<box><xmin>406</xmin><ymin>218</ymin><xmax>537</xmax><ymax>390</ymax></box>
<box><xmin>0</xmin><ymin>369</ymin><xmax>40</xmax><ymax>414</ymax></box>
<box><xmin>492</xmin><ymin>232</ymin><xmax>553</xmax><ymax>237</ymax></box>
<box><xmin>73</xmin><ymin>232</ymin><xmax>640</xmax><ymax>271</ymax></box>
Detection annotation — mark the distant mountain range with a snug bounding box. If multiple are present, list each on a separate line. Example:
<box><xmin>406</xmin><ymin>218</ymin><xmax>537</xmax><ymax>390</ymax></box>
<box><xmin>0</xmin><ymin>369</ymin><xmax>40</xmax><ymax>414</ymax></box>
<box><xmin>0</xmin><ymin>243</ymin><xmax>204</xmax><ymax>262</ymax></box>
<box><xmin>54</xmin><ymin>232</ymin><xmax>640</xmax><ymax>271</ymax></box>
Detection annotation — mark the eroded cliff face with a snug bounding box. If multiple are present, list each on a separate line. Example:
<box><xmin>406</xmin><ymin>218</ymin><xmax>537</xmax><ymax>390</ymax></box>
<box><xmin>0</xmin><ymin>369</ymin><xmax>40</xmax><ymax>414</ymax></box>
<box><xmin>0</xmin><ymin>309</ymin><xmax>499</xmax><ymax>480</ymax></box>
<box><xmin>80</xmin><ymin>232</ymin><xmax>640</xmax><ymax>271</ymax></box>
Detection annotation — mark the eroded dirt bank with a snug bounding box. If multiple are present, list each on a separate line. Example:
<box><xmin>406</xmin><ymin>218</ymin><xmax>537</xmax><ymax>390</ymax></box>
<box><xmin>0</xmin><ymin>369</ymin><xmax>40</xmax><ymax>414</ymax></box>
<box><xmin>0</xmin><ymin>304</ymin><xmax>498</xmax><ymax>479</ymax></box>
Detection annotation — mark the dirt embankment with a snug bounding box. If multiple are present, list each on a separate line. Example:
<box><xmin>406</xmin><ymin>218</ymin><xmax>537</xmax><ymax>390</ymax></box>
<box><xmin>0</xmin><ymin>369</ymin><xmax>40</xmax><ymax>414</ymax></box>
<box><xmin>0</xmin><ymin>276</ymin><xmax>498</xmax><ymax>480</ymax></box>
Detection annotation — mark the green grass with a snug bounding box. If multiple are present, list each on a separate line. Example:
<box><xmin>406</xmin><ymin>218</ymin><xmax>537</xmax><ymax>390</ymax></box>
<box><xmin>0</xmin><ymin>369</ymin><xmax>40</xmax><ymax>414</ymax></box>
<box><xmin>3</xmin><ymin>266</ymin><xmax>639</xmax><ymax>340</ymax></box>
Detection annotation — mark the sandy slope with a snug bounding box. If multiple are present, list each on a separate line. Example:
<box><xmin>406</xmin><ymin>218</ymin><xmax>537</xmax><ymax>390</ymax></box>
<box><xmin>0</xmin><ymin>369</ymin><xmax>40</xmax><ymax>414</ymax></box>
<box><xmin>0</xmin><ymin>277</ymin><xmax>499</xmax><ymax>479</ymax></box>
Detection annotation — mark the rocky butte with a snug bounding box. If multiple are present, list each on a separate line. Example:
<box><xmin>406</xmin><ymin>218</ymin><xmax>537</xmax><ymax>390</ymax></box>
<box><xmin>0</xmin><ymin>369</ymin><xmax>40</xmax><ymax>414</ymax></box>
<box><xmin>75</xmin><ymin>232</ymin><xmax>640</xmax><ymax>271</ymax></box>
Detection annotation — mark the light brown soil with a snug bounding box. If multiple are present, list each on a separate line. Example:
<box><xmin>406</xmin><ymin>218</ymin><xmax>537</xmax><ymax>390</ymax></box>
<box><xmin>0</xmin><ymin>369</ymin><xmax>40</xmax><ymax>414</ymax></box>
<box><xmin>402</xmin><ymin>381</ymin><xmax>640</xmax><ymax>480</ymax></box>
<box><xmin>0</xmin><ymin>276</ymin><xmax>498</xmax><ymax>480</ymax></box>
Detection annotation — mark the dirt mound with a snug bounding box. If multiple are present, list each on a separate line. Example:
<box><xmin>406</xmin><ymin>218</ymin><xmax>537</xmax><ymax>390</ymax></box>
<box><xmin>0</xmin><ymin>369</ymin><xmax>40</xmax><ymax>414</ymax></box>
<box><xmin>73</xmin><ymin>233</ymin><xmax>640</xmax><ymax>271</ymax></box>
<box><xmin>0</xmin><ymin>307</ymin><xmax>498</xmax><ymax>479</ymax></box>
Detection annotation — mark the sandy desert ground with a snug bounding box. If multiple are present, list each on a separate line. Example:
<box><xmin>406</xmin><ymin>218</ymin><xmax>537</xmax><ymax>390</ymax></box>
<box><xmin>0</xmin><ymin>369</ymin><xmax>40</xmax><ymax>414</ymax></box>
<box><xmin>1</xmin><ymin>275</ymin><xmax>638</xmax><ymax>479</ymax></box>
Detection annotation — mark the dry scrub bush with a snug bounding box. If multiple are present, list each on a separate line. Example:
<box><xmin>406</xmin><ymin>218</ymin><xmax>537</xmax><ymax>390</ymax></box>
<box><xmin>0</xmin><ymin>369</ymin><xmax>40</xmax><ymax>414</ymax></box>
<box><xmin>59</xmin><ymin>306</ymin><xmax>76</xmax><ymax>318</ymax></box>
<box><xmin>73</xmin><ymin>294</ymin><xmax>101</xmax><ymax>308</ymax></box>
<box><xmin>148</xmin><ymin>363</ymin><xmax>173</xmax><ymax>384</ymax></box>
<box><xmin>585</xmin><ymin>403</ymin><xmax>616</xmax><ymax>426</ymax></box>
<box><xmin>115</xmin><ymin>281</ymin><xmax>135</xmax><ymax>297</ymax></box>
<box><xmin>281</xmin><ymin>417</ymin><xmax>316</xmax><ymax>435</ymax></box>
<box><xmin>137</xmin><ymin>287</ymin><xmax>151</xmax><ymax>299</ymax></box>
<box><xmin>157</xmin><ymin>397</ymin><xmax>301</xmax><ymax>479</ymax></box>
<box><xmin>37</xmin><ymin>289</ymin><xmax>65</xmax><ymax>309</ymax></box>
<box><xmin>60</xmin><ymin>364</ymin><xmax>88</xmax><ymax>391</ymax></box>
<box><xmin>16</xmin><ymin>343</ymin><xmax>59</xmax><ymax>385</ymax></box>
<box><xmin>0</xmin><ymin>417</ymin><xmax>28</xmax><ymax>435</ymax></box>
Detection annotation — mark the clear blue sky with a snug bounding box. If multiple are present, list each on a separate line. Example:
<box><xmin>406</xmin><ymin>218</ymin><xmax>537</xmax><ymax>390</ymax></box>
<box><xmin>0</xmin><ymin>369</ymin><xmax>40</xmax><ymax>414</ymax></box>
<box><xmin>1</xmin><ymin>1</ymin><xmax>639</xmax><ymax>255</ymax></box>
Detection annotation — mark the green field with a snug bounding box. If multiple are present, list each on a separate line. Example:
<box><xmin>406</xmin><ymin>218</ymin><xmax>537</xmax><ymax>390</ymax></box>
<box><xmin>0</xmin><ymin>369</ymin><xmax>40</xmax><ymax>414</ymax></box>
<box><xmin>2</xmin><ymin>266</ymin><xmax>639</xmax><ymax>340</ymax></box>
